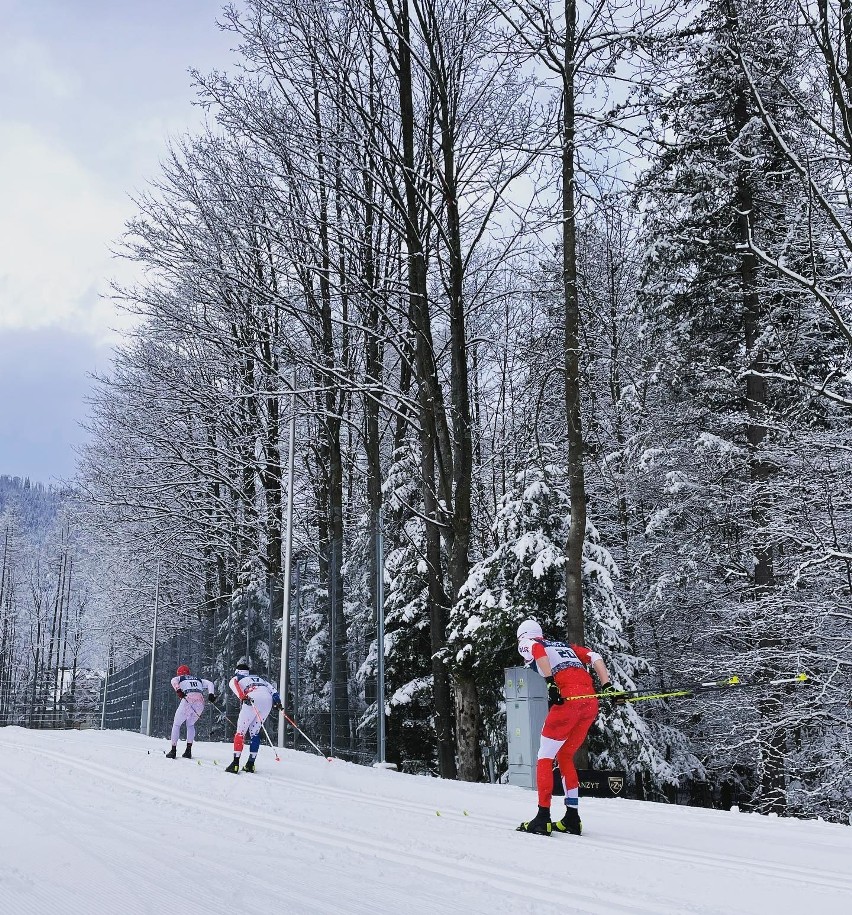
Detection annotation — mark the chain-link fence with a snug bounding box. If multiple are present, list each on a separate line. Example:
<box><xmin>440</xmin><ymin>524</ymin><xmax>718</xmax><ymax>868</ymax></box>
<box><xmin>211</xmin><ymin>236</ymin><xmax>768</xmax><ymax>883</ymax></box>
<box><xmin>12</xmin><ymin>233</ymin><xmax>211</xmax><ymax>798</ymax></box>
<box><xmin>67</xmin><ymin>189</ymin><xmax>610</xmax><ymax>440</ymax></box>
<box><xmin>102</xmin><ymin>626</ymin><xmax>218</xmax><ymax>741</ymax></box>
<box><xmin>100</xmin><ymin>557</ymin><xmax>380</xmax><ymax>766</ymax></box>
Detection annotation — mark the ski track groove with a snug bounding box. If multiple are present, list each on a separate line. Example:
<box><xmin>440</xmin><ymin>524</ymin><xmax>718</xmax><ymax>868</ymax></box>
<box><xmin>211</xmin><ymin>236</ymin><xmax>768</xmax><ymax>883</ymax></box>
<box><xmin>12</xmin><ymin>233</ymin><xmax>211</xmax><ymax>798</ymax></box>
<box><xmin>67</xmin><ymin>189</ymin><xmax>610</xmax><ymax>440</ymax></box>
<box><xmin>431</xmin><ymin>807</ymin><xmax>852</xmax><ymax>894</ymax></box>
<box><xmin>248</xmin><ymin>760</ymin><xmax>852</xmax><ymax>896</ymax></box>
<box><xmin>51</xmin><ymin>732</ymin><xmax>852</xmax><ymax>857</ymax></box>
<box><xmin>4</xmin><ymin>737</ymin><xmax>676</xmax><ymax>915</ymax></box>
<box><xmin>0</xmin><ymin>767</ymin><xmax>183</xmax><ymax>915</ymax></box>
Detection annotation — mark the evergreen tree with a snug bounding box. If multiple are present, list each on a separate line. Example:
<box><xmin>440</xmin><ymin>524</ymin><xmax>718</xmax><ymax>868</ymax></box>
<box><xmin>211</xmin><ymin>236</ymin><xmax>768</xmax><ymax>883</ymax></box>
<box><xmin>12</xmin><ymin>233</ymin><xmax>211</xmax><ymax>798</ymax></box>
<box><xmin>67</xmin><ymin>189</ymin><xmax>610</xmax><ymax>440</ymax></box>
<box><xmin>448</xmin><ymin>452</ymin><xmax>700</xmax><ymax>793</ymax></box>
<box><xmin>638</xmin><ymin>0</ymin><xmax>849</xmax><ymax>815</ymax></box>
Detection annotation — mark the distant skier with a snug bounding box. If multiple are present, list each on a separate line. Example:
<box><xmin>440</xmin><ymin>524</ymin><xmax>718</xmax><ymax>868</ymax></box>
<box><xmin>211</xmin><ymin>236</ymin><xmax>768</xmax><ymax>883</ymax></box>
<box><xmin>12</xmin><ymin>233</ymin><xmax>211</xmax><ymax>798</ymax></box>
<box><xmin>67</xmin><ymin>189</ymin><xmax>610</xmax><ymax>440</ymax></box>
<box><xmin>165</xmin><ymin>664</ymin><xmax>216</xmax><ymax>760</ymax></box>
<box><xmin>225</xmin><ymin>658</ymin><xmax>282</xmax><ymax>773</ymax></box>
<box><xmin>515</xmin><ymin>619</ymin><xmax>625</xmax><ymax>837</ymax></box>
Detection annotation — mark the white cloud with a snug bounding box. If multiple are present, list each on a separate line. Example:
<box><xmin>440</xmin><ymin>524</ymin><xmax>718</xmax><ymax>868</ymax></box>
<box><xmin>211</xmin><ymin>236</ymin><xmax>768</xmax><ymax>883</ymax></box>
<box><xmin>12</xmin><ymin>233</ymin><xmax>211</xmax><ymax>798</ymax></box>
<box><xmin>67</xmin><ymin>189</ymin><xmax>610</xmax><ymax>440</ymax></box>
<box><xmin>0</xmin><ymin>36</ymin><xmax>82</xmax><ymax>100</ymax></box>
<box><xmin>0</xmin><ymin>121</ymin><xmax>133</xmax><ymax>340</ymax></box>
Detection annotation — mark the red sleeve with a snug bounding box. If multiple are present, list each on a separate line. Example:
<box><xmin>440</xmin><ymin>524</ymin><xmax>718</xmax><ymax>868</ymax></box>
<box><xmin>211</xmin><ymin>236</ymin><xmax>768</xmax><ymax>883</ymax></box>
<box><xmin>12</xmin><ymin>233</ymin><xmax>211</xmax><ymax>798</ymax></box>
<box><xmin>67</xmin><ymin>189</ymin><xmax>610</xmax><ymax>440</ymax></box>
<box><xmin>572</xmin><ymin>644</ymin><xmax>592</xmax><ymax>665</ymax></box>
<box><xmin>530</xmin><ymin>641</ymin><xmax>547</xmax><ymax>660</ymax></box>
<box><xmin>229</xmin><ymin>675</ymin><xmax>246</xmax><ymax>700</ymax></box>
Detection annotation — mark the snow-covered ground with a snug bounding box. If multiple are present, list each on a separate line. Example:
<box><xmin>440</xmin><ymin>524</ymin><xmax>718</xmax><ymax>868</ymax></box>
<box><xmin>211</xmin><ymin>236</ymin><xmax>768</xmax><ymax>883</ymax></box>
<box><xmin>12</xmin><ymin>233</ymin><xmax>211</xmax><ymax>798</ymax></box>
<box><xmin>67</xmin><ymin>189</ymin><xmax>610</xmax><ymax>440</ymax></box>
<box><xmin>0</xmin><ymin>728</ymin><xmax>850</xmax><ymax>915</ymax></box>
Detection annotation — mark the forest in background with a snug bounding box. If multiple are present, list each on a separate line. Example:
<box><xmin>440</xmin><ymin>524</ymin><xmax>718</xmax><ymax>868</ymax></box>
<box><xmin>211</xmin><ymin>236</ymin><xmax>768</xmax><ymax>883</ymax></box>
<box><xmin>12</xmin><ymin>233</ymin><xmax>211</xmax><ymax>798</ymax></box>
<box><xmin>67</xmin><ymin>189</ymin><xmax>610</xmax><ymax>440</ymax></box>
<box><xmin>2</xmin><ymin>0</ymin><xmax>851</xmax><ymax>821</ymax></box>
<box><xmin>0</xmin><ymin>476</ymin><xmax>102</xmax><ymax>728</ymax></box>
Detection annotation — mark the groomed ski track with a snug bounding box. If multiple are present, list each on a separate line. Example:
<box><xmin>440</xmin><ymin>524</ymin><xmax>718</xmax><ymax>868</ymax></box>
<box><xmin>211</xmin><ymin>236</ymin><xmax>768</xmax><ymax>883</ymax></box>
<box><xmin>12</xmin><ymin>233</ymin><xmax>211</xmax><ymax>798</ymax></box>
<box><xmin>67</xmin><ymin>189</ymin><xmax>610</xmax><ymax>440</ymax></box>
<box><xmin>0</xmin><ymin>728</ymin><xmax>849</xmax><ymax>915</ymax></box>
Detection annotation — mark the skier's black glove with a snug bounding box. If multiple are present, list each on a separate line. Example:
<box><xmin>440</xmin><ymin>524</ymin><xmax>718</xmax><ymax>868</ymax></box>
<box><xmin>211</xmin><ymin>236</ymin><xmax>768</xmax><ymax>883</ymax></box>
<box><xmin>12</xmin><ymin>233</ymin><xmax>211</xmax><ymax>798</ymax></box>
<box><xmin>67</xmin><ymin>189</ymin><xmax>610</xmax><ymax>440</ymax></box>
<box><xmin>176</xmin><ymin>689</ymin><xmax>186</xmax><ymax>699</ymax></box>
<box><xmin>208</xmin><ymin>694</ymin><xmax>217</xmax><ymax>704</ymax></box>
<box><xmin>242</xmin><ymin>696</ymin><xmax>253</xmax><ymax>706</ymax></box>
<box><xmin>272</xmin><ymin>700</ymin><xmax>283</xmax><ymax>714</ymax></box>
<box><xmin>546</xmin><ymin>676</ymin><xmax>564</xmax><ymax>708</ymax></box>
<box><xmin>600</xmin><ymin>683</ymin><xmax>626</xmax><ymax>707</ymax></box>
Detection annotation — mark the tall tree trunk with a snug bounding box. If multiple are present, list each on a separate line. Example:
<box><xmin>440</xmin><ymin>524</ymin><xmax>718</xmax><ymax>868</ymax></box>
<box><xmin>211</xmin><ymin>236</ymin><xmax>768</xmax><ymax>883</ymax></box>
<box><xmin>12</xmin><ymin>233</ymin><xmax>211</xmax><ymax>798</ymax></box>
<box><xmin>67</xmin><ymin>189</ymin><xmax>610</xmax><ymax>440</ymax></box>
<box><xmin>429</xmin><ymin>28</ymin><xmax>481</xmax><ymax>781</ymax></box>
<box><xmin>738</xmin><ymin>166</ymin><xmax>784</xmax><ymax>816</ymax></box>
<box><xmin>362</xmin><ymin>103</ymin><xmax>386</xmax><ymax>732</ymax></box>
<box><xmin>562</xmin><ymin>0</ymin><xmax>587</xmax><ymax>648</ymax></box>
<box><xmin>732</xmin><ymin>53</ymin><xmax>784</xmax><ymax>812</ymax></box>
<box><xmin>420</xmin><ymin>426</ymin><xmax>457</xmax><ymax>777</ymax></box>
<box><xmin>395</xmin><ymin>0</ymin><xmax>457</xmax><ymax>777</ymax></box>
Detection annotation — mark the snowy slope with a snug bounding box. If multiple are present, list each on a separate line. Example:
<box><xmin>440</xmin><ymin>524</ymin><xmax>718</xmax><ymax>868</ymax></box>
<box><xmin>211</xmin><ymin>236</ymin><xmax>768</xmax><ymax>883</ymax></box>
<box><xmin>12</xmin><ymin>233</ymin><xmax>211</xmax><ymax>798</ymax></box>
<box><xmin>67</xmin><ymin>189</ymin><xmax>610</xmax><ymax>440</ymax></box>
<box><xmin>0</xmin><ymin>728</ymin><xmax>850</xmax><ymax>915</ymax></box>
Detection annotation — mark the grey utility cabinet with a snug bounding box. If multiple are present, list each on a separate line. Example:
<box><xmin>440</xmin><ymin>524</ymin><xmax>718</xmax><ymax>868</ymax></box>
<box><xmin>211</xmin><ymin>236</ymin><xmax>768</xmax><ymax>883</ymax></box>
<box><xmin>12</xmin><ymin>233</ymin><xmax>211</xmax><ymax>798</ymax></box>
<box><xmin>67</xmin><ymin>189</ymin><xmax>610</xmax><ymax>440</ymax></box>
<box><xmin>505</xmin><ymin>665</ymin><xmax>548</xmax><ymax>789</ymax></box>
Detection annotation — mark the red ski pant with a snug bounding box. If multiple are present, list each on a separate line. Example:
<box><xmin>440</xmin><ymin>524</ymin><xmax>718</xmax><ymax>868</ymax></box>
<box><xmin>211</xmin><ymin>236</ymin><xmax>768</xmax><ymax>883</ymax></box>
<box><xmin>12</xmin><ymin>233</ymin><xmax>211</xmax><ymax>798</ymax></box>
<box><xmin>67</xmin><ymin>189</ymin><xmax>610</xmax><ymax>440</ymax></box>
<box><xmin>536</xmin><ymin>698</ymin><xmax>598</xmax><ymax>807</ymax></box>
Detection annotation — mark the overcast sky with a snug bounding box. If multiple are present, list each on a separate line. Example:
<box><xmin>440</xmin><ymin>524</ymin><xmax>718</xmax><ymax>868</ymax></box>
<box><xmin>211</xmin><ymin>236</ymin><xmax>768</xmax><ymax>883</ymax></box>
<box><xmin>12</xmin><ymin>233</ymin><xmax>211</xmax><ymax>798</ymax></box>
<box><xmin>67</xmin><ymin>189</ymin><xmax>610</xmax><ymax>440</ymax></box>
<box><xmin>0</xmin><ymin>0</ymin><xmax>234</xmax><ymax>484</ymax></box>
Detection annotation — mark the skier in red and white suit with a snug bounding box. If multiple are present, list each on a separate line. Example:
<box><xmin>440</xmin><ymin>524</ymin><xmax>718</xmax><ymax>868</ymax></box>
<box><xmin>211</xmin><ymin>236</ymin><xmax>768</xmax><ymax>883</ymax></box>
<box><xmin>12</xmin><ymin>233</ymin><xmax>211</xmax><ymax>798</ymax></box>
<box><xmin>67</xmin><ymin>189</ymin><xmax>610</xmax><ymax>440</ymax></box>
<box><xmin>165</xmin><ymin>665</ymin><xmax>216</xmax><ymax>760</ymax></box>
<box><xmin>516</xmin><ymin>618</ymin><xmax>624</xmax><ymax>836</ymax></box>
<box><xmin>224</xmin><ymin>658</ymin><xmax>282</xmax><ymax>774</ymax></box>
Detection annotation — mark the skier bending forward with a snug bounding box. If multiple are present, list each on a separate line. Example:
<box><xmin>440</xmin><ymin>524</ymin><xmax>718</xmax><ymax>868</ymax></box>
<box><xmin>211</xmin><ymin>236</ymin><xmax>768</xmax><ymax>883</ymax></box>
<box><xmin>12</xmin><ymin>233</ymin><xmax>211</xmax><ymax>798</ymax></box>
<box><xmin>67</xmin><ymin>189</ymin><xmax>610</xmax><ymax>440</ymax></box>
<box><xmin>225</xmin><ymin>658</ymin><xmax>282</xmax><ymax>773</ymax></box>
<box><xmin>166</xmin><ymin>665</ymin><xmax>216</xmax><ymax>759</ymax></box>
<box><xmin>516</xmin><ymin>619</ymin><xmax>624</xmax><ymax>837</ymax></box>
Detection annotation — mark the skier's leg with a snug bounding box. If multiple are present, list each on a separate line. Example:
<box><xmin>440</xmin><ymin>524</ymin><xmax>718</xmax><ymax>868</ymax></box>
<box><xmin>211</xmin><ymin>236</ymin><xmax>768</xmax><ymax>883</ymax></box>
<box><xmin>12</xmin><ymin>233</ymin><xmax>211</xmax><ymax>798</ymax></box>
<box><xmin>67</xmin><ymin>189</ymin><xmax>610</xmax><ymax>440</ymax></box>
<box><xmin>235</xmin><ymin>704</ymin><xmax>255</xmax><ymax>745</ymax></box>
<box><xmin>554</xmin><ymin>700</ymin><xmax>598</xmax><ymax>798</ymax></box>
<box><xmin>183</xmin><ymin>700</ymin><xmax>202</xmax><ymax>757</ymax></box>
<box><xmin>170</xmin><ymin>700</ymin><xmax>189</xmax><ymax>746</ymax></box>
<box><xmin>243</xmin><ymin>694</ymin><xmax>271</xmax><ymax>769</ymax></box>
<box><xmin>518</xmin><ymin>704</ymin><xmax>573</xmax><ymax>834</ymax></box>
<box><xmin>553</xmin><ymin>700</ymin><xmax>598</xmax><ymax>835</ymax></box>
<box><xmin>555</xmin><ymin>704</ymin><xmax>597</xmax><ymax>793</ymax></box>
<box><xmin>243</xmin><ymin>713</ymin><xmax>262</xmax><ymax>770</ymax></box>
<box><xmin>554</xmin><ymin>736</ymin><xmax>582</xmax><ymax>798</ymax></box>
<box><xmin>226</xmin><ymin>704</ymin><xmax>253</xmax><ymax>772</ymax></box>
<box><xmin>536</xmin><ymin>735</ymin><xmax>566</xmax><ymax>807</ymax></box>
<box><xmin>186</xmin><ymin>697</ymin><xmax>203</xmax><ymax>744</ymax></box>
<box><xmin>535</xmin><ymin>702</ymin><xmax>573</xmax><ymax>806</ymax></box>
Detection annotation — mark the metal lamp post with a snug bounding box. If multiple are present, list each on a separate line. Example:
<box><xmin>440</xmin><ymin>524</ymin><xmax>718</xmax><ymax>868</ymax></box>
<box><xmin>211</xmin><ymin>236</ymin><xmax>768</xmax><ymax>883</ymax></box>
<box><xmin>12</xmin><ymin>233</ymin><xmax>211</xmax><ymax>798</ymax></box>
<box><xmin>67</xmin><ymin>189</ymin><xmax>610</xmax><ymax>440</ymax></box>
<box><xmin>278</xmin><ymin>369</ymin><xmax>297</xmax><ymax>748</ymax></box>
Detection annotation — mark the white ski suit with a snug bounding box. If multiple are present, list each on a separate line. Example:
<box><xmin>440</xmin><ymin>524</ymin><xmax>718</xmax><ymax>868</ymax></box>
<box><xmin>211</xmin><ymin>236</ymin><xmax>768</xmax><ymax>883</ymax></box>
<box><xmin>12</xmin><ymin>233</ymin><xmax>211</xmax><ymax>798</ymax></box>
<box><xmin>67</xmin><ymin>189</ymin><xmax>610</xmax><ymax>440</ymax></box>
<box><xmin>170</xmin><ymin>675</ymin><xmax>214</xmax><ymax>744</ymax></box>
<box><xmin>228</xmin><ymin>672</ymin><xmax>280</xmax><ymax>755</ymax></box>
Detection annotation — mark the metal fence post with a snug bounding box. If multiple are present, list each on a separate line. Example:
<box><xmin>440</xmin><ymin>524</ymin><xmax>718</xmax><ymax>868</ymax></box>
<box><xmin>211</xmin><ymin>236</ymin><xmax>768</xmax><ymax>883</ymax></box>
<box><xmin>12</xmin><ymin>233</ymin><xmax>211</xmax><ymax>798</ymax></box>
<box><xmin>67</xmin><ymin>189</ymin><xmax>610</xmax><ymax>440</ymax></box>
<box><xmin>146</xmin><ymin>561</ymin><xmax>161</xmax><ymax>737</ymax></box>
<box><xmin>278</xmin><ymin>368</ymin><xmax>297</xmax><ymax>748</ymax></box>
<box><xmin>267</xmin><ymin>576</ymin><xmax>274</xmax><ymax>682</ymax></box>
<box><xmin>100</xmin><ymin>644</ymin><xmax>110</xmax><ymax>730</ymax></box>
<box><xmin>377</xmin><ymin>524</ymin><xmax>386</xmax><ymax>765</ymax></box>
<box><xmin>330</xmin><ymin>541</ymin><xmax>336</xmax><ymax>757</ymax></box>
<box><xmin>292</xmin><ymin>560</ymin><xmax>300</xmax><ymax>749</ymax></box>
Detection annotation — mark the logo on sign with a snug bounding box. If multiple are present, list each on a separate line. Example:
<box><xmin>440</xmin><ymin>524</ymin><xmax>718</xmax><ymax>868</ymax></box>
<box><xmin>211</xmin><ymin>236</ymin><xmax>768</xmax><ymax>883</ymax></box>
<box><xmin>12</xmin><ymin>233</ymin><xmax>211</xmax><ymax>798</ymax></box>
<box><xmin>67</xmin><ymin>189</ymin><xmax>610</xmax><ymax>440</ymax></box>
<box><xmin>608</xmin><ymin>777</ymin><xmax>624</xmax><ymax>794</ymax></box>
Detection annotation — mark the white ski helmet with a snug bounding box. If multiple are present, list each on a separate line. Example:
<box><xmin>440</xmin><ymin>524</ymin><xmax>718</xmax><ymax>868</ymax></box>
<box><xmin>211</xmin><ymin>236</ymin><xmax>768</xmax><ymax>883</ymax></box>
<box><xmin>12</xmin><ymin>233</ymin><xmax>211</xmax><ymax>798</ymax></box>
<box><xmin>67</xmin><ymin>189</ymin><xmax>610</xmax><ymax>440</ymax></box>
<box><xmin>517</xmin><ymin>618</ymin><xmax>543</xmax><ymax>641</ymax></box>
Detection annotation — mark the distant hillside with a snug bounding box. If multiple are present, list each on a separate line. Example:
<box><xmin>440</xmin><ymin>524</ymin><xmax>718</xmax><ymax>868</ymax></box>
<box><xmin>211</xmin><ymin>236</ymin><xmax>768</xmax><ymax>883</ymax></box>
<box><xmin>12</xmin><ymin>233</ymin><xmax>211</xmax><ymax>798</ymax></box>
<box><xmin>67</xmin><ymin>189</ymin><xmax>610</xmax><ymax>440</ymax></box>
<box><xmin>0</xmin><ymin>475</ymin><xmax>64</xmax><ymax>538</ymax></box>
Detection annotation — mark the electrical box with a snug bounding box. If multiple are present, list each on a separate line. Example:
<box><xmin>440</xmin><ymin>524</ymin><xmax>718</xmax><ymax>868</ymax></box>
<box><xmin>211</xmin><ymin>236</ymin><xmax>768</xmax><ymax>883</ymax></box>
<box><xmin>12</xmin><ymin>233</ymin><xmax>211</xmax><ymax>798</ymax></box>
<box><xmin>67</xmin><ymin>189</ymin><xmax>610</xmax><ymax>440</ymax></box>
<box><xmin>504</xmin><ymin>666</ymin><xmax>548</xmax><ymax>789</ymax></box>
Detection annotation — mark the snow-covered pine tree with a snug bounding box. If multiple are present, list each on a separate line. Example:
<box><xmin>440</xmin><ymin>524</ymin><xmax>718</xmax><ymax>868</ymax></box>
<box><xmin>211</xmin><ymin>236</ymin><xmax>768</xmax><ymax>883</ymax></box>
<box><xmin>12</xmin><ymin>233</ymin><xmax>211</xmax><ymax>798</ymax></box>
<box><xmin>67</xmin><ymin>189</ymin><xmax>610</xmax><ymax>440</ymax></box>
<box><xmin>638</xmin><ymin>0</ymin><xmax>851</xmax><ymax>817</ymax></box>
<box><xmin>448</xmin><ymin>451</ymin><xmax>700</xmax><ymax>793</ymax></box>
<box><xmin>226</xmin><ymin>561</ymin><xmax>271</xmax><ymax>679</ymax></box>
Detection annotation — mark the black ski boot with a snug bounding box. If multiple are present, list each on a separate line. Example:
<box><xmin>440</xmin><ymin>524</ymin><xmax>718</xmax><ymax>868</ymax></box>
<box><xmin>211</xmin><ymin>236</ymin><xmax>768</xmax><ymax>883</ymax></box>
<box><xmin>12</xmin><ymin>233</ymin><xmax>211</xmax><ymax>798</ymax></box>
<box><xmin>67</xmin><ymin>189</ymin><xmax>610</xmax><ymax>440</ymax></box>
<box><xmin>517</xmin><ymin>806</ymin><xmax>552</xmax><ymax>836</ymax></box>
<box><xmin>242</xmin><ymin>756</ymin><xmax>256</xmax><ymax>773</ymax></box>
<box><xmin>225</xmin><ymin>756</ymin><xmax>240</xmax><ymax>774</ymax></box>
<box><xmin>554</xmin><ymin>807</ymin><xmax>582</xmax><ymax>836</ymax></box>
<box><xmin>182</xmin><ymin>744</ymin><xmax>193</xmax><ymax>759</ymax></box>
<box><xmin>165</xmin><ymin>746</ymin><xmax>177</xmax><ymax>759</ymax></box>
